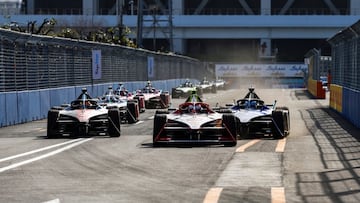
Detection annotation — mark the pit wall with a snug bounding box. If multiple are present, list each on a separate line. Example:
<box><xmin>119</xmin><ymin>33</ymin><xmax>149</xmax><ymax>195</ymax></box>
<box><xmin>307</xmin><ymin>78</ymin><xmax>326</xmax><ymax>99</ymax></box>
<box><xmin>0</xmin><ymin>79</ymin><xmax>195</xmax><ymax>127</ymax></box>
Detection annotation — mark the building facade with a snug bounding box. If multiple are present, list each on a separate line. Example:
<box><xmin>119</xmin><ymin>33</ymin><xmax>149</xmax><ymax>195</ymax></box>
<box><xmin>1</xmin><ymin>0</ymin><xmax>360</xmax><ymax>62</ymax></box>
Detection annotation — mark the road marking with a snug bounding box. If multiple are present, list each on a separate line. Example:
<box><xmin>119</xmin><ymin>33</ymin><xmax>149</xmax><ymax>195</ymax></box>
<box><xmin>42</xmin><ymin>198</ymin><xmax>60</xmax><ymax>203</ymax></box>
<box><xmin>271</xmin><ymin>187</ymin><xmax>286</xmax><ymax>203</ymax></box>
<box><xmin>203</xmin><ymin>187</ymin><xmax>223</xmax><ymax>203</ymax></box>
<box><xmin>148</xmin><ymin>116</ymin><xmax>154</xmax><ymax>120</ymax></box>
<box><xmin>0</xmin><ymin>138</ymin><xmax>93</xmax><ymax>173</ymax></box>
<box><xmin>0</xmin><ymin>138</ymin><xmax>84</xmax><ymax>163</ymax></box>
<box><xmin>275</xmin><ymin>138</ymin><xmax>286</xmax><ymax>152</ymax></box>
<box><xmin>134</xmin><ymin>121</ymin><xmax>144</xmax><ymax>125</ymax></box>
<box><xmin>236</xmin><ymin>139</ymin><xmax>260</xmax><ymax>152</ymax></box>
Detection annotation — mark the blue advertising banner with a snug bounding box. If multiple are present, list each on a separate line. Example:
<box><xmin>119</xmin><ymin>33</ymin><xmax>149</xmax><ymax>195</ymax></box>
<box><xmin>147</xmin><ymin>56</ymin><xmax>154</xmax><ymax>79</ymax></box>
<box><xmin>92</xmin><ymin>50</ymin><xmax>102</xmax><ymax>79</ymax></box>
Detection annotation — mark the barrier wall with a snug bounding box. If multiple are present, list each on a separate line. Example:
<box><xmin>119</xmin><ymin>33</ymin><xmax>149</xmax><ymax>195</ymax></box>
<box><xmin>0</xmin><ymin>79</ymin><xmax>193</xmax><ymax>127</ymax></box>
<box><xmin>307</xmin><ymin>78</ymin><xmax>326</xmax><ymax>99</ymax></box>
<box><xmin>342</xmin><ymin>87</ymin><xmax>360</xmax><ymax>128</ymax></box>
<box><xmin>329</xmin><ymin>84</ymin><xmax>343</xmax><ymax>113</ymax></box>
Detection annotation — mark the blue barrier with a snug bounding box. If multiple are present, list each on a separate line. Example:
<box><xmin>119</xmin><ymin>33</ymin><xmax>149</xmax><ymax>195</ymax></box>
<box><xmin>0</xmin><ymin>93</ymin><xmax>6</xmax><ymax>127</ymax></box>
<box><xmin>0</xmin><ymin>79</ymin><xmax>197</xmax><ymax>127</ymax></box>
<box><xmin>17</xmin><ymin>91</ymin><xmax>30</xmax><ymax>123</ymax></box>
<box><xmin>28</xmin><ymin>90</ymin><xmax>41</xmax><ymax>121</ymax></box>
<box><xmin>5</xmin><ymin>92</ymin><xmax>18</xmax><ymax>126</ymax></box>
<box><xmin>39</xmin><ymin>89</ymin><xmax>50</xmax><ymax>119</ymax></box>
<box><xmin>342</xmin><ymin>88</ymin><xmax>360</xmax><ymax>128</ymax></box>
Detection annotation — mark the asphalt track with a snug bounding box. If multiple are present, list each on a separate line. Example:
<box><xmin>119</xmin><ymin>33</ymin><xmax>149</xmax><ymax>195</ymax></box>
<box><xmin>0</xmin><ymin>88</ymin><xmax>359</xmax><ymax>203</ymax></box>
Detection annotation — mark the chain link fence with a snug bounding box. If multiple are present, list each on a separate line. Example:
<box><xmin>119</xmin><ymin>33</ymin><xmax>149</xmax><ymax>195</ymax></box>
<box><xmin>0</xmin><ymin>28</ymin><xmax>208</xmax><ymax>93</ymax></box>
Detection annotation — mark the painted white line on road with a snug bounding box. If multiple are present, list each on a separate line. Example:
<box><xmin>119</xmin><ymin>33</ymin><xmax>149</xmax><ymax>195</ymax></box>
<box><xmin>42</xmin><ymin>198</ymin><xmax>60</xmax><ymax>203</ymax></box>
<box><xmin>0</xmin><ymin>138</ymin><xmax>93</xmax><ymax>173</ymax></box>
<box><xmin>271</xmin><ymin>187</ymin><xmax>286</xmax><ymax>203</ymax></box>
<box><xmin>148</xmin><ymin>116</ymin><xmax>154</xmax><ymax>120</ymax></box>
<box><xmin>0</xmin><ymin>138</ymin><xmax>84</xmax><ymax>163</ymax></box>
<box><xmin>203</xmin><ymin>187</ymin><xmax>223</xmax><ymax>203</ymax></box>
<box><xmin>275</xmin><ymin>138</ymin><xmax>286</xmax><ymax>153</ymax></box>
<box><xmin>236</xmin><ymin>139</ymin><xmax>261</xmax><ymax>152</ymax></box>
<box><xmin>134</xmin><ymin>121</ymin><xmax>144</xmax><ymax>125</ymax></box>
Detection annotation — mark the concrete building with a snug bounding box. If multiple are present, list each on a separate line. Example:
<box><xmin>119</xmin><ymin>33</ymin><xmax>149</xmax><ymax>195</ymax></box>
<box><xmin>1</xmin><ymin>0</ymin><xmax>360</xmax><ymax>62</ymax></box>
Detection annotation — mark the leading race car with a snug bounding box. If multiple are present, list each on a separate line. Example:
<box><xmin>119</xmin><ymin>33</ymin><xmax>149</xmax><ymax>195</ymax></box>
<box><xmin>153</xmin><ymin>91</ymin><xmax>237</xmax><ymax>146</ymax></box>
<box><xmin>47</xmin><ymin>88</ymin><xmax>121</xmax><ymax>138</ymax></box>
<box><xmin>135</xmin><ymin>81</ymin><xmax>171</xmax><ymax>109</ymax></box>
<box><xmin>196</xmin><ymin>78</ymin><xmax>217</xmax><ymax>93</ymax></box>
<box><xmin>171</xmin><ymin>80</ymin><xmax>202</xmax><ymax>98</ymax></box>
<box><xmin>114</xmin><ymin>83</ymin><xmax>146</xmax><ymax>113</ymax></box>
<box><xmin>98</xmin><ymin>86</ymin><xmax>140</xmax><ymax>124</ymax></box>
<box><xmin>226</xmin><ymin>87</ymin><xmax>290</xmax><ymax>139</ymax></box>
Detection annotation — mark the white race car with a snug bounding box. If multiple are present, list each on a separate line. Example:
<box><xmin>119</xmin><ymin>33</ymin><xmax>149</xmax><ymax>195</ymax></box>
<box><xmin>153</xmin><ymin>93</ymin><xmax>237</xmax><ymax>146</ymax></box>
<box><xmin>135</xmin><ymin>81</ymin><xmax>170</xmax><ymax>109</ymax></box>
<box><xmin>98</xmin><ymin>87</ymin><xmax>140</xmax><ymax>124</ymax></box>
<box><xmin>47</xmin><ymin>88</ymin><xmax>121</xmax><ymax>138</ymax></box>
<box><xmin>228</xmin><ymin>87</ymin><xmax>290</xmax><ymax>139</ymax></box>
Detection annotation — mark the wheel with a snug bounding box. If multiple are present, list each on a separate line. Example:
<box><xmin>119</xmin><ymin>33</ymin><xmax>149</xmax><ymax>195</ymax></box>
<box><xmin>272</xmin><ymin>107</ymin><xmax>290</xmax><ymax>139</ymax></box>
<box><xmin>134</xmin><ymin>96</ymin><xmax>145</xmax><ymax>113</ymax></box>
<box><xmin>153</xmin><ymin>114</ymin><xmax>167</xmax><ymax>145</ymax></box>
<box><xmin>160</xmin><ymin>93</ymin><xmax>170</xmax><ymax>108</ymax></box>
<box><xmin>126</xmin><ymin>101</ymin><xmax>139</xmax><ymax>124</ymax></box>
<box><xmin>108</xmin><ymin>109</ymin><xmax>121</xmax><ymax>137</ymax></box>
<box><xmin>47</xmin><ymin>110</ymin><xmax>60</xmax><ymax>138</ymax></box>
<box><xmin>222</xmin><ymin>113</ymin><xmax>237</xmax><ymax>147</ymax></box>
<box><xmin>196</xmin><ymin>87</ymin><xmax>203</xmax><ymax>97</ymax></box>
<box><xmin>238</xmin><ymin>124</ymin><xmax>250</xmax><ymax>139</ymax></box>
<box><xmin>171</xmin><ymin>88</ymin><xmax>179</xmax><ymax>98</ymax></box>
<box><xmin>211</xmin><ymin>85</ymin><xmax>217</xmax><ymax>93</ymax></box>
<box><xmin>155</xmin><ymin>110</ymin><xmax>169</xmax><ymax>114</ymax></box>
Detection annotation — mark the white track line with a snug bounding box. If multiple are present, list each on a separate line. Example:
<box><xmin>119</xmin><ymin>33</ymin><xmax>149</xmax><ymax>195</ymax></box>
<box><xmin>236</xmin><ymin>139</ymin><xmax>261</xmax><ymax>152</ymax></box>
<box><xmin>0</xmin><ymin>138</ymin><xmax>93</xmax><ymax>173</ymax></box>
<box><xmin>0</xmin><ymin>138</ymin><xmax>84</xmax><ymax>163</ymax></box>
<box><xmin>203</xmin><ymin>187</ymin><xmax>223</xmax><ymax>203</ymax></box>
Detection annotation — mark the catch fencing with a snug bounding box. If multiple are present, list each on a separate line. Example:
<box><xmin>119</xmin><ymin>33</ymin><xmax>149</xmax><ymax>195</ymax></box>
<box><xmin>0</xmin><ymin>28</ymin><xmax>209</xmax><ymax>93</ymax></box>
<box><xmin>327</xmin><ymin>20</ymin><xmax>360</xmax><ymax>128</ymax></box>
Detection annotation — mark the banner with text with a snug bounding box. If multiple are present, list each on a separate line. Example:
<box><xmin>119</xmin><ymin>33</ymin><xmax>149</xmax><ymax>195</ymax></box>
<box><xmin>215</xmin><ymin>64</ymin><xmax>308</xmax><ymax>78</ymax></box>
<box><xmin>92</xmin><ymin>50</ymin><xmax>102</xmax><ymax>80</ymax></box>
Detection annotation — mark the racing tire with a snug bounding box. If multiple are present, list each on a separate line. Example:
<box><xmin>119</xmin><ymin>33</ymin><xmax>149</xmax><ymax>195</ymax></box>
<box><xmin>222</xmin><ymin>113</ymin><xmax>237</xmax><ymax>147</ymax></box>
<box><xmin>211</xmin><ymin>85</ymin><xmax>217</xmax><ymax>93</ymax></box>
<box><xmin>171</xmin><ymin>88</ymin><xmax>179</xmax><ymax>98</ymax></box>
<box><xmin>272</xmin><ymin>107</ymin><xmax>290</xmax><ymax>139</ymax></box>
<box><xmin>108</xmin><ymin>109</ymin><xmax>121</xmax><ymax>137</ymax></box>
<box><xmin>155</xmin><ymin>110</ymin><xmax>169</xmax><ymax>115</ymax></box>
<box><xmin>153</xmin><ymin>114</ymin><xmax>167</xmax><ymax>146</ymax></box>
<box><xmin>134</xmin><ymin>96</ymin><xmax>145</xmax><ymax>113</ymax></box>
<box><xmin>196</xmin><ymin>87</ymin><xmax>203</xmax><ymax>97</ymax></box>
<box><xmin>126</xmin><ymin>101</ymin><xmax>139</xmax><ymax>124</ymax></box>
<box><xmin>47</xmin><ymin>110</ymin><xmax>60</xmax><ymax>138</ymax></box>
<box><xmin>160</xmin><ymin>93</ymin><xmax>170</xmax><ymax>108</ymax></box>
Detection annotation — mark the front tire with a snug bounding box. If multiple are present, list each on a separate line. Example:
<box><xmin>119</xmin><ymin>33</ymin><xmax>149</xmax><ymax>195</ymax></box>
<box><xmin>222</xmin><ymin>113</ymin><xmax>237</xmax><ymax>147</ymax></box>
<box><xmin>153</xmin><ymin>114</ymin><xmax>167</xmax><ymax>146</ymax></box>
<box><xmin>126</xmin><ymin>101</ymin><xmax>139</xmax><ymax>124</ymax></box>
<box><xmin>47</xmin><ymin>110</ymin><xmax>60</xmax><ymax>138</ymax></box>
<box><xmin>272</xmin><ymin>107</ymin><xmax>290</xmax><ymax>139</ymax></box>
<box><xmin>108</xmin><ymin>109</ymin><xmax>121</xmax><ymax>137</ymax></box>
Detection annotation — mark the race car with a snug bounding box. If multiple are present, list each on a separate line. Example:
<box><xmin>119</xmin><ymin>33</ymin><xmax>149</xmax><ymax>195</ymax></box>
<box><xmin>114</xmin><ymin>83</ymin><xmax>146</xmax><ymax>112</ymax></box>
<box><xmin>212</xmin><ymin>79</ymin><xmax>228</xmax><ymax>90</ymax></box>
<box><xmin>98</xmin><ymin>86</ymin><xmax>140</xmax><ymax>124</ymax></box>
<box><xmin>171</xmin><ymin>80</ymin><xmax>202</xmax><ymax>98</ymax></box>
<box><xmin>196</xmin><ymin>78</ymin><xmax>217</xmax><ymax>93</ymax></box>
<box><xmin>47</xmin><ymin>88</ymin><xmax>121</xmax><ymax>138</ymax></box>
<box><xmin>135</xmin><ymin>81</ymin><xmax>170</xmax><ymax>109</ymax></box>
<box><xmin>152</xmin><ymin>92</ymin><xmax>237</xmax><ymax>146</ymax></box>
<box><xmin>227</xmin><ymin>87</ymin><xmax>290</xmax><ymax>139</ymax></box>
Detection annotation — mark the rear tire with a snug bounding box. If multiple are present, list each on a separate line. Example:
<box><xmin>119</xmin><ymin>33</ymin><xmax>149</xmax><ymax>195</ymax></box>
<box><xmin>108</xmin><ymin>109</ymin><xmax>121</xmax><ymax>137</ymax></box>
<box><xmin>272</xmin><ymin>107</ymin><xmax>290</xmax><ymax>139</ymax></box>
<box><xmin>47</xmin><ymin>110</ymin><xmax>60</xmax><ymax>138</ymax></box>
<box><xmin>153</xmin><ymin>114</ymin><xmax>167</xmax><ymax>145</ymax></box>
<box><xmin>222</xmin><ymin>113</ymin><xmax>237</xmax><ymax>147</ymax></box>
<box><xmin>126</xmin><ymin>101</ymin><xmax>139</xmax><ymax>124</ymax></box>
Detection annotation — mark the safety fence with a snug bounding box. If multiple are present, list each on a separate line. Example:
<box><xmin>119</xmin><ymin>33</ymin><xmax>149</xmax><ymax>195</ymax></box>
<box><xmin>0</xmin><ymin>28</ymin><xmax>212</xmax><ymax>127</ymax></box>
<box><xmin>0</xmin><ymin>28</ymin><xmax>210</xmax><ymax>93</ymax></box>
<box><xmin>327</xmin><ymin>20</ymin><xmax>360</xmax><ymax>128</ymax></box>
